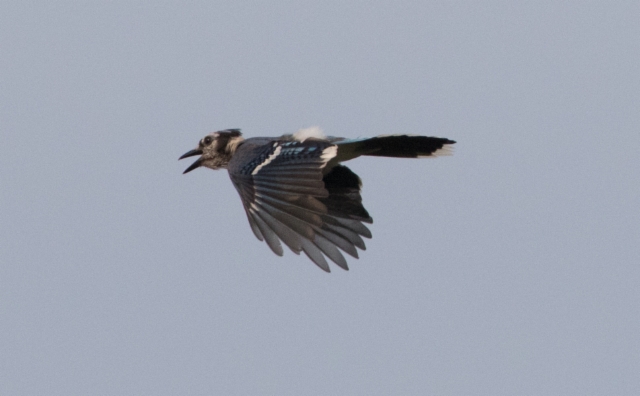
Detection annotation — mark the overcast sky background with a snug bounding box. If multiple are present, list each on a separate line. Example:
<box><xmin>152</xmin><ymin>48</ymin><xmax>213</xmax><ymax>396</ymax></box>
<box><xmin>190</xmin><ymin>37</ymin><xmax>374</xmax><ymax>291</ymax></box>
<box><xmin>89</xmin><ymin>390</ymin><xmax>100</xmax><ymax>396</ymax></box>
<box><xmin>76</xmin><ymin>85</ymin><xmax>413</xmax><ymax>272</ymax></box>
<box><xmin>1</xmin><ymin>1</ymin><xmax>639</xmax><ymax>395</ymax></box>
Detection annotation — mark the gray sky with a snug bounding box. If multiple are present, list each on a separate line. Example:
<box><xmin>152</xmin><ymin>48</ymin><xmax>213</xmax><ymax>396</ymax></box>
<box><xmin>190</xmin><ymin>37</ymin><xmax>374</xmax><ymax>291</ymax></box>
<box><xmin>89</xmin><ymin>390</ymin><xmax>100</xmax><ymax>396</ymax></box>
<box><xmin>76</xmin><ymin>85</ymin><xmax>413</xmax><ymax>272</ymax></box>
<box><xmin>1</xmin><ymin>1</ymin><xmax>639</xmax><ymax>395</ymax></box>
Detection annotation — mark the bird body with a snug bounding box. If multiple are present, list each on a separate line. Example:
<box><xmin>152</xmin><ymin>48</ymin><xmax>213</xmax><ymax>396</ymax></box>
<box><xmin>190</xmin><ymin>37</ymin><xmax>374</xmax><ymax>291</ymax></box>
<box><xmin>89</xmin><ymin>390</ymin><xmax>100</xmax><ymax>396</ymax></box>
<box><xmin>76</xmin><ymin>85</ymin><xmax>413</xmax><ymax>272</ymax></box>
<box><xmin>180</xmin><ymin>127</ymin><xmax>455</xmax><ymax>272</ymax></box>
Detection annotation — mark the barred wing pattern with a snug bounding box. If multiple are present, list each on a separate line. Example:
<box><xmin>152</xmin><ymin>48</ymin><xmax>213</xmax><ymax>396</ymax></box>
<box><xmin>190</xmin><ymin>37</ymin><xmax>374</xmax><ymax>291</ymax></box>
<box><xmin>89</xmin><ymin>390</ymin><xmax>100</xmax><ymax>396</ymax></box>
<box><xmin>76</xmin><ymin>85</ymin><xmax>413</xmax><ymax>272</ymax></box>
<box><xmin>228</xmin><ymin>139</ymin><xmax>372</xmax><ymax>272</ymax></box>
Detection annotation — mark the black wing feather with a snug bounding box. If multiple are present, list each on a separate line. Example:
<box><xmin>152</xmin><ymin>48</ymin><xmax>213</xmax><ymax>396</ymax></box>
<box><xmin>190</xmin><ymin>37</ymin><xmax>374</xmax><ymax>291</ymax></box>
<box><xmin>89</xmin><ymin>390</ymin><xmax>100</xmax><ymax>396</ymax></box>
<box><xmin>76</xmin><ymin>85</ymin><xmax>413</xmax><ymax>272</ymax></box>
<box><xmin>228</xmin><ymin>139</ymin><xmax>372</xmax><ymax>271</ymax></box>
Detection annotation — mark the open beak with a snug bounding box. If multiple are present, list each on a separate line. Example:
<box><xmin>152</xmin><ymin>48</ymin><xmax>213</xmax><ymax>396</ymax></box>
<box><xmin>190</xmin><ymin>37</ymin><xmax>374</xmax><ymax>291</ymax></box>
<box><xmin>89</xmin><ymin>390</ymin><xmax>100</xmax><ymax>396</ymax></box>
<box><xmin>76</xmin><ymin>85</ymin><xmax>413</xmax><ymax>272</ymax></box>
<box><xmin>179</xmin><ymin>149</ymin><xmax>203</xmax><ymax>174</ymax></box>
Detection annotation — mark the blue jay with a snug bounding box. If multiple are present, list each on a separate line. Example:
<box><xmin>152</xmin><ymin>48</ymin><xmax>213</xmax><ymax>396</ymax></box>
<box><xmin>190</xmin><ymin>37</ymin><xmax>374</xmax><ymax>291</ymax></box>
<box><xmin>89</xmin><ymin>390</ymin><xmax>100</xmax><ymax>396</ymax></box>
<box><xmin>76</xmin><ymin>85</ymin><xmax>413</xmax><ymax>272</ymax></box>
<box><xmin>180</xmin><ymin>127</ymin><xmax>455</xmax><ymax>272</ymax></box>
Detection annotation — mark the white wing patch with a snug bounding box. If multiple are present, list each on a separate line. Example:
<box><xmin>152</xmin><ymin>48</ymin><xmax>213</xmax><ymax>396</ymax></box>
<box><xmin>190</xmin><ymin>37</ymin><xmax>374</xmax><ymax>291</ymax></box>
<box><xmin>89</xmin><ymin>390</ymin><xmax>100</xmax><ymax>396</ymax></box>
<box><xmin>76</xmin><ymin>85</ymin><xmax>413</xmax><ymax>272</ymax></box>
<box><xmin>294</xmin><ymin>126</ymin><xmax>325</xmax><ymax>142</ymax></box>
<box><xmin>321</xmin><ymin>145</ymin><xmax>338</xmax><ymax>163</ymax></box>
<box><xmin>252</xmin><ymin>144</ymin><xmax>283</xmax><ymax>175</ymax></box>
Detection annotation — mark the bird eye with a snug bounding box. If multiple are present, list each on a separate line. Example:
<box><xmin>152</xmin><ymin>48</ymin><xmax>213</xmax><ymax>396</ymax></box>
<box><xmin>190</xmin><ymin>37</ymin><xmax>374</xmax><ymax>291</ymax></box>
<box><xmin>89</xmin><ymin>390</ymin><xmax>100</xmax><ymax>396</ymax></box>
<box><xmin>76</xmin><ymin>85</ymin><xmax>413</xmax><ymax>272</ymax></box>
<box><xmin>204</xmin><ymin>136</ymin><xmax>213</xmax><ymax>145</ymax></box>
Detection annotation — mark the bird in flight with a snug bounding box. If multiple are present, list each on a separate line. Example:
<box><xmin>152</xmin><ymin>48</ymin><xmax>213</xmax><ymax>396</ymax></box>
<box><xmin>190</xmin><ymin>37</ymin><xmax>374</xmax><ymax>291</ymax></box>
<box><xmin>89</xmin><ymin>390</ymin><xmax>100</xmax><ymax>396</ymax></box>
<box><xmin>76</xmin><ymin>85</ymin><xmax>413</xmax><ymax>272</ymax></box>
<box><xmin>180</xmin><ymin>127</ymin><xmax>455</xmax><ymax>272</ymax></box>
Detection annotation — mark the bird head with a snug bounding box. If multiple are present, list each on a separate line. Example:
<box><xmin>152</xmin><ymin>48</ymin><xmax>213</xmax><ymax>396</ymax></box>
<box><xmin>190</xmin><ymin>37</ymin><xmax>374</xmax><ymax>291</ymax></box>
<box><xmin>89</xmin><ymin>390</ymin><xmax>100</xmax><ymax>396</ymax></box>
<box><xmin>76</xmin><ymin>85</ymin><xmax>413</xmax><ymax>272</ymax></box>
<box><xmin>179</xmin><ymin>129</ymin><xmax>244</xmax><ymax>173</ymax></box>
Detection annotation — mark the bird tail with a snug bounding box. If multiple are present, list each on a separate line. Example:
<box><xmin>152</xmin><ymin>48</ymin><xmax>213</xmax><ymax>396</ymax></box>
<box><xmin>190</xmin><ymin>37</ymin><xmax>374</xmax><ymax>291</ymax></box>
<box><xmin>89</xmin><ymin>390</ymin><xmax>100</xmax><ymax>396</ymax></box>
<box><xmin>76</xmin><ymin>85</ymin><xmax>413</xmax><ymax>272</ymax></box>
<box><xmin>334</xmin><ymin>135</ymin><xmax>456</xmax><ymax>163</ymax></box>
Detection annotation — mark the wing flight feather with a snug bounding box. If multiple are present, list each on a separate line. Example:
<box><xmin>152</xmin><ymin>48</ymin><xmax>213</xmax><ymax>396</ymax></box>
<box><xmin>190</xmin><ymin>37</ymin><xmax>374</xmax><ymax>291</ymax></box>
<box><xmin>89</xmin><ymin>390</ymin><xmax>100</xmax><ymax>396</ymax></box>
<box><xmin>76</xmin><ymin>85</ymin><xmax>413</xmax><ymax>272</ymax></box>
<box><xmin>228</xmin><ymin>139</ymin><xmax>372</xmax><ymax>271</ymax></box>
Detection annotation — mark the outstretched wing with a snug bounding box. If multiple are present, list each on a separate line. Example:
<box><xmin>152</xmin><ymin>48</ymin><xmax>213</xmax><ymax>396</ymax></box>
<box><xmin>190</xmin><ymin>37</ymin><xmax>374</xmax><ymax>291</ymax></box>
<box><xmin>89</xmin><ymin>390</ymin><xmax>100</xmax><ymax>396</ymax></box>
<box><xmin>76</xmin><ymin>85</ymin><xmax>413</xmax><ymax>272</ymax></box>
<box><xmin>227</xmin><ymin>139</ymin><xmax>372</xmax><ymax>272</ymax></box>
